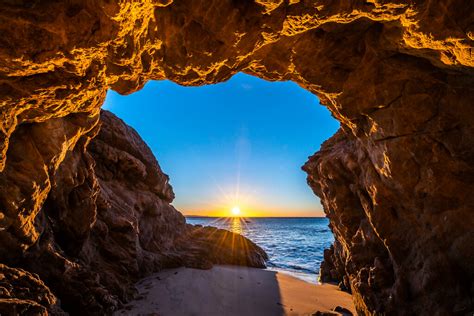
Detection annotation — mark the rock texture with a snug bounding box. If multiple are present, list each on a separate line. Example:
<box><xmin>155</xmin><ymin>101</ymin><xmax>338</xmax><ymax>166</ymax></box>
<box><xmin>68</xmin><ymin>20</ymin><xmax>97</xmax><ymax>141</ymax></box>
<box><xmin>0</xmin><ymin>0</ymin><xmax>473</xmax><ymax>315</ymax></box>
<box><xmin>0</xmin><ymin>110</ymin><xmax>267</xmax><ymax>314</ymax></box>
<box><xmin>0</xmin><ymin>264</ymin><xmax>62</xmax><ymax>316</ymax></box>
<box><xmin>177</xmin><ymin>224</ymin><xmax>268</xmax><ymax>269</ymax></box>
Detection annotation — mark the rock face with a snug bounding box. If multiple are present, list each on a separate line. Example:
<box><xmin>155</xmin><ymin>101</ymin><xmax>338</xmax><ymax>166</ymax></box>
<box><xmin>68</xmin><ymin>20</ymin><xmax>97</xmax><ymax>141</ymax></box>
<box><xmin>0</xmin><ymin>110</ymin><xmax>267</xmax><ymax>314</ymax></box>
<box><xmin>0</xmin><ymin>0</ymin><xmax>473</xmax><ymax>315</ymax></box>
<box><xmin>304</xmin><ymin>122</ymin><xmax>474</xmax><ymax>314</ymax></box>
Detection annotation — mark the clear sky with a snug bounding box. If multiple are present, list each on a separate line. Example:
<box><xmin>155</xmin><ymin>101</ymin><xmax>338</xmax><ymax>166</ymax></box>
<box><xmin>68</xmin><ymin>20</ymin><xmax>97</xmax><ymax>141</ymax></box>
<box><xmin>103</xmin><ymin>73</ymin><xmax>339</xmax><ymax>217</ymax></box>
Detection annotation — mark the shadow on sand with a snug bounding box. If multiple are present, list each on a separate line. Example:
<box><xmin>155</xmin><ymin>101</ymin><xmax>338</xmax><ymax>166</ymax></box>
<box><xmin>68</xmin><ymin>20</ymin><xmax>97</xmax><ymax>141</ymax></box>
<box><xmin>116</xmin><ymin>265</ymin><xmax>284</xmax><ymax>316</ymax></box>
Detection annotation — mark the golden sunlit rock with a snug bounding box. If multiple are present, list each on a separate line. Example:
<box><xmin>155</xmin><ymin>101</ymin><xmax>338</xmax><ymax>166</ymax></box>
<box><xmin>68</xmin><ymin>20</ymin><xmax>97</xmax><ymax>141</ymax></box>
<box><xmin>0</xmin><ymin>0</ymin><xmax>473</xmax><ymax>314</ymax></box>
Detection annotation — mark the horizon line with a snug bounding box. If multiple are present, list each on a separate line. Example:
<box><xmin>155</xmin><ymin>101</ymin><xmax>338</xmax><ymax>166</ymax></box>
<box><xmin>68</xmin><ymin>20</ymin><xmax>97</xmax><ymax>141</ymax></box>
<box><xmin>184</xmin><ymin>215</ymin><xmax>327</xmax><ymax>218</ymax></box>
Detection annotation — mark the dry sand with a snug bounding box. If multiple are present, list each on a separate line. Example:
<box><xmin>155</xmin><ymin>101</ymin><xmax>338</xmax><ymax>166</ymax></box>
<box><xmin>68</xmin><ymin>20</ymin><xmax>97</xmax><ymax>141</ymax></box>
<box><xmin>115</xmin><ymin>265</ymin><xmax>355</xmax><ymax>316</ymax></box>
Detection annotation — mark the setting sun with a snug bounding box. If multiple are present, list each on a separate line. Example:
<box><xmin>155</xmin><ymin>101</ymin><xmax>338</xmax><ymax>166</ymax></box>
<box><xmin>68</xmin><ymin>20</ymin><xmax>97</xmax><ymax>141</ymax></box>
<box><xmin>231</xmin><ymin>206</ymin><xmax>241</xmax><ymax>216</ymax></box>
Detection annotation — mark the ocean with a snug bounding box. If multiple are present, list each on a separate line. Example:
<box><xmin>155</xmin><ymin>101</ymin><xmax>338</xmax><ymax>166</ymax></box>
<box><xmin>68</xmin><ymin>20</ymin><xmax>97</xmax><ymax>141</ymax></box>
<box><xmin>185</xmin><ymin>217</ymin><xmax>333</xmax><ymax>284</ymax></box>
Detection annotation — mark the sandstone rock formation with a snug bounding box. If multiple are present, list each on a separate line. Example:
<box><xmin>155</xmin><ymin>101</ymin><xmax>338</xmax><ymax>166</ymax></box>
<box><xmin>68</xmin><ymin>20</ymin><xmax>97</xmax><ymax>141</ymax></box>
<box><xmin>0</xmin><ymin>110</ymin><xmax>267</xmax><ymax>314</ymax></box>
<box><xmin>1</xmin><ymin>0</ymin><xmax>473</xmax><ymax>314</ymax></box>
<box><xmin>177</xmin><ymin>224</ymin><xmax>268</xmax><ymax>269</ymax></box>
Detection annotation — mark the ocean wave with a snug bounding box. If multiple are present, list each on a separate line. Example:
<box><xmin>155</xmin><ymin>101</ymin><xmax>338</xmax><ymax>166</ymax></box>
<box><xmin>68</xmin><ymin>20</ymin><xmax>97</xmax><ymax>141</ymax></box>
<box><xmin>186</xmin><ymin>217</ymin><xmax>333</xmax><ymax>284</ymax></box>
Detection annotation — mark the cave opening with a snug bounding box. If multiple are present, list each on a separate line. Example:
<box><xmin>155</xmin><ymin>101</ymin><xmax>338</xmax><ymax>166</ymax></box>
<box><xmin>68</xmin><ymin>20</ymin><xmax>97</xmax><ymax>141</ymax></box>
<box><xmin>103</xmin><ymin>72</ymin><xmax>339</xmax><ymax>282</ymax></box>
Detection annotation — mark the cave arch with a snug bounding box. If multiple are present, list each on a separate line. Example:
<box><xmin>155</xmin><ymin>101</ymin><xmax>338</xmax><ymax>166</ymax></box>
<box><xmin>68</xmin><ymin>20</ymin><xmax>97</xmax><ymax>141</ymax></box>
<box><xmin>1</xmin><ymin>1</ymin><xmax>473</xmax><ymax>314</ymax></box>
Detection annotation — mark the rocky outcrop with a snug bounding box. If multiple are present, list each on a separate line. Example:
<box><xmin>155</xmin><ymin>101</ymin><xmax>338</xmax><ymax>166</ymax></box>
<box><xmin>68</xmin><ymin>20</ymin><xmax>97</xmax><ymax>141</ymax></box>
<box><xmin>0</xmin><ymin>110</ymin><xmax>267</xmax><ymax>314</ymax></box>
<box><xmin>304</xmin><ymin>126</ymin><xmax>474</xmax><ymax>314</ymax></box>
<box><xmin>177</xmin><ymin>224</ymin><xmax>268</xmax><ymax>269</ymax></box>
<box><xmin>1</xmin><ymin>0</ymin><xmax>473</xmax><ymax>314</ymax></box>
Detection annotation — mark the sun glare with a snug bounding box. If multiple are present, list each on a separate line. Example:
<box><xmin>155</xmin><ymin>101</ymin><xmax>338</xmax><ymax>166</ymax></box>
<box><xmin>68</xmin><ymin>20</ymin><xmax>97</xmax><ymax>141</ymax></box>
<box><xmin>231</xmin><ymin>206</ymin><xmax>241</xmax><ymax>216</ymax></box>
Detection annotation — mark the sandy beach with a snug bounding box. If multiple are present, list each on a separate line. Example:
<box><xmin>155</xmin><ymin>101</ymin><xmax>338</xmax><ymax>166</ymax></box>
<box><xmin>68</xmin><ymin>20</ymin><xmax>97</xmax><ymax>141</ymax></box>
<box><xmin>115</xmin><ymin>265</ymin><xmax>355</xmax><ymax>316</ymax></box>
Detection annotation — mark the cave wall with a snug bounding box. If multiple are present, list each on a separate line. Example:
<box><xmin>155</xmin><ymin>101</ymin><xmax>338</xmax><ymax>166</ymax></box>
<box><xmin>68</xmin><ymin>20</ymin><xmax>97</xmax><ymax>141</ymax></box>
<box><xmin>0</xmin><ymin>108</ymin><xmax>267</xmax><ymax>314</ymax></box>
<box><xmin>1</xmin><ymin>0</ymin><xmax>473</xmax><ymax>314</ymax></box>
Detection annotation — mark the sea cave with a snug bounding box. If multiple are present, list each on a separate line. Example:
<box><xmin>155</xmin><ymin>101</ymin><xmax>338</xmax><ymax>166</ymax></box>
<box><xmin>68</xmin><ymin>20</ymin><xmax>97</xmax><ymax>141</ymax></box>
<box><xmin>0</xmin><ymin>1</ymin><xmax>473</xmax><ymax>315</ymax></box>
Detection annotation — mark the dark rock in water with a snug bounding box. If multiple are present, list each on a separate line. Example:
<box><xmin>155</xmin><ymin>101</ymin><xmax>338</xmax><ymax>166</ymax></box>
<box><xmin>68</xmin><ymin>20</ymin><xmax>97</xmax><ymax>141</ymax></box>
<box><xmin>177</xmin><ymin>224</ymin><xmax>268</xmax><ymax>269</ymax></box>
<box><xmin>319</xmin><ymin>246</ymin><xmax>344</xmax><ymax>285</ymax></box>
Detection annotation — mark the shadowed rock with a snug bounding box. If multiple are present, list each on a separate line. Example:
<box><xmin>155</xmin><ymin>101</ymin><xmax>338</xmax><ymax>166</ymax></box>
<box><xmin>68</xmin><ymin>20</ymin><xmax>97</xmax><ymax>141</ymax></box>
<box><xmin>0</xmin><ymin>264</ymin><xmax>62</xmax><ymax>316</ymax></box>
<box><xmin>177</xmin><ymin>224</ymin><xmax>269</xmax><ymax>269</ymax></box>
<box><xmin>2</xmin><ymin>111</ymin><xmax>267</xmax><ymax>314</ymax></box>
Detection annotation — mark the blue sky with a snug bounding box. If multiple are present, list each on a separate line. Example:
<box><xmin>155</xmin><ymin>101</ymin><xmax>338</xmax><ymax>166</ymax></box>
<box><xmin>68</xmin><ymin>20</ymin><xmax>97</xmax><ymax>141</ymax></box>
<box><xmin>103</xmin><ymin>73</ymin><xmax>339</xmax><ymax>217</ymax></box>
